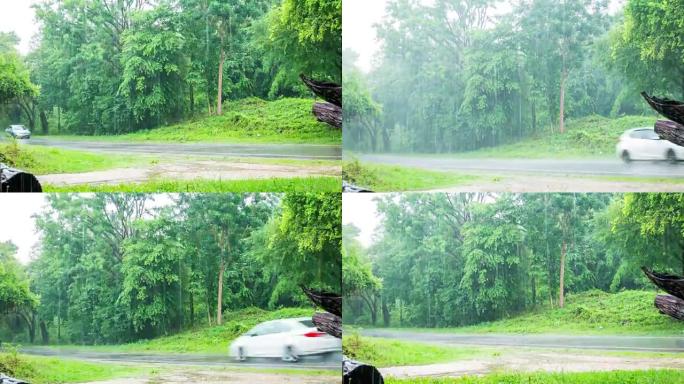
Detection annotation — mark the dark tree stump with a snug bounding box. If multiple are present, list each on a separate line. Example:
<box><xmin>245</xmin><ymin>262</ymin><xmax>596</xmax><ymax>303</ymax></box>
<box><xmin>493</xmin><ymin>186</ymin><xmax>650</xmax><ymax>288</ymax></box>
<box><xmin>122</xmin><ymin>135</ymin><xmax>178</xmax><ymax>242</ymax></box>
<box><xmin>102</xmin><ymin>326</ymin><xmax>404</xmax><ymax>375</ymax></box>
<box><xmin>655</xmin><ymin>120</ymin><xmax>684</xmax><ymax>147</ymax></box>
<box><xmin>300</xmin><ymin>75</ymin><xmax>341</xmax><ymax>107</ymax></box>
<box><xmin>313</xmin><ymin>102</ymin><xmax>342</xmax><ymax>129</ymax></box>
<box><xmin>344</xmin><ymin>357</ymin><xmax>384</xmax><ymax>384</ymax></box>
<box><xmin>301</xmin><ymin>286</ymin><xmax>341</xmax><ymax>317</ymax></box>
<box><xmin>642</xmin><ymin>92</ymin><xmax>684</xmax><ymax>126</ymax></box>
<box><xmin>642</xmin><ymin>267</ymin><xmax>684</xmax><ymax>300</ymax></box>
<box><xmin>655</xmin><ymin>294</ymin><xmax>684</xmax><ymax>321</ymax></box>
<box><xmin>0</xmin><ymin>164</ymin><xmax>42</xmax><ymax>192</ymax></box>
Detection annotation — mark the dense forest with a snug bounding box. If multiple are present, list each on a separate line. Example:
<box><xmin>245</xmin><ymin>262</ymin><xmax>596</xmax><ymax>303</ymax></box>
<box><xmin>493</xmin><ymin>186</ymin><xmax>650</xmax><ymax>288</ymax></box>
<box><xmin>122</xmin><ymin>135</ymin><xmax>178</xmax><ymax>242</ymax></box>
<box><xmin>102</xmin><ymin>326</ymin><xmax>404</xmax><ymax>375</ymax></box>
<box><xmin>343</xmin><ymin>193</ymin><xmax>684</xmax><ymax>327</ymax></box>
<box><xmin>0</xmin><ymin>0</ymin><xmax>341</xmax><ymax>134</ymax></box>
<box><xmin>0</xmin><ymin>193</ymin><xmax>341</xmax><ymax>345</ymax></box>
<box><xmin>344</xmin><ymin>0</ymin><xmax>683</xmax><ymax>153</ymax></box>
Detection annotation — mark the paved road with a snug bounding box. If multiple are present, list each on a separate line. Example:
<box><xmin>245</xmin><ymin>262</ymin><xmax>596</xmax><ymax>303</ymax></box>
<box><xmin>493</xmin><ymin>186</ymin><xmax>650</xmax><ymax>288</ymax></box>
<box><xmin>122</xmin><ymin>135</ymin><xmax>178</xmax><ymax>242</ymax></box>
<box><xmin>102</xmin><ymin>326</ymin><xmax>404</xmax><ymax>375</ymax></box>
<box><xmin>360</xmin><ymin>154</ymin><xmax>684</xmax><ymax>178</ymax></box>
<box><xmin>18</xmin><ymin>138</ymin><xmax>342</xmax><ymax>160</ymax></box>
<box><xmin>18</xmin><ymin>346</ymin><xmax>340</xmax><ymax>370</ymax></box>
<box><xmin>361</xmin><ymin>329</ymin><xmax>684</xmax><ymax>352</ymax></box>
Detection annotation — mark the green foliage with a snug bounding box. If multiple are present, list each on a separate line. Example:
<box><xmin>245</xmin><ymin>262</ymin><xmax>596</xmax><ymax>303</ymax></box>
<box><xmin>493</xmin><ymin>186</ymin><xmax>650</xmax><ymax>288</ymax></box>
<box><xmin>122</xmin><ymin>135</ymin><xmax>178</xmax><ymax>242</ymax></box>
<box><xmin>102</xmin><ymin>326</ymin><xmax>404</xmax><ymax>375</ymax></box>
<box><xmin>347</xmin><ymin>0</ymin><xmax>662</xmax><ymax>153</ymax></box>
<box><xmin>44</xmin><ymin>177</ymin><xmax>340</xmax><ymax>193</ymax></box>
<box><xmin>444</xmin><ymin>290</ymin><xmax>684</xmax><ymax>335</ymax></box>
<box><xmin>607</xmin><ymin>0</ymin><xmax>684</xmax><ymax>99</ymax></box>
<box><xmin>0</xmin><ymin>352</ymin><xmax>148</xmax><ymax>384</ymax></box>
<box><xmin>343</xmin><ymin>333</ymin><xmax>485</xmax><ymax>368</ymax></box>
<box><xmin>24</xmin><ymin>193</ymin><xmax>336</xmax><ymax>346</ymax></box>
<box><xmin>449</xmin><ymin>115</ymin><xmax>657</xmax><ymax>159</ymax></box>
<box><xmin>260</xmin><ymin>0</ymin><xmax>341</xmax><ymax>96</ymax></box>
<box><xmin>384</xmin><ymin>370</ymin><xmax>684</xmax><ymax>384</ymax></box>
<box><xmin>342</xmin><ymin>159</ymin><xmax>479</xmax><ymax>191</ymax></box>
<box><xmin>26</xmin><ymin>0</ymin><xmax>340</xmax><ymax>135</ymax></box>
<box><xmin>0</xmin><ymin>141</ymin><xmax>149</xmax><ymax>175</ymax></box>
<box><xmin>253</xmin><ymin>193</ymin><xmax>342</xmax><ymax>306</ymax></box>
<box><xmin>113</xmin><ymin>97</ymin><xmax>340</xmax><ymax>144</ymax></box>
<box><xmin>0</xmin><ymin>49</ymin><xmax>38</xmax><ymax>105</ymax></box>
<box><xmin>345</xmin><ymin>193</ymin><xmax>683</xmax><ymax>329</ymax></box>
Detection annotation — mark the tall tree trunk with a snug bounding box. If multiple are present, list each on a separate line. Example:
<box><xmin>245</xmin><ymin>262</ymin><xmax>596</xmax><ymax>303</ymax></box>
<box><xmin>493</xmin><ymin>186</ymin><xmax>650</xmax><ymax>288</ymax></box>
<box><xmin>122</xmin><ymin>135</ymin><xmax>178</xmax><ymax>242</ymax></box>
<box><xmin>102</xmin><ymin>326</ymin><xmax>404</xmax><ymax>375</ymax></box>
<box><xmin>40</xmin><ymin>110</ymin><xmax>49</xmax><ymax>134</ymax></box>
<box><xmin>217</xmin><ymin>258</ymin><xmax>224</xmax><ymax>325</ymax></box>
<box><xmin>559</xmin><ymin>67</ymin><xmax>567</xmax><ymax>134</ymax></box>
<box><xmin>189</xmin><ymin>291</ymin><xmax>195</xmax><ymax>328</ymax></box>
<box><xmin>189</xmin><ymin>85</ymin><xmax>195</xmax><ymax>116</ymax></box>
<box><xmin>57</xmin><ymin>106</ymin><xmax>61</xmax><ymax>133</ymax></box>
<box><xmin>39</xmin><ymin>320</ymin><xmax>49</xmax><ymax>344</ymax></box>
<box><xmin>531</xmin><ymin>276</ymin><xmax>537</xmax><ymax>307</ymax></box>
<box><xmin>559</xmin><ymin>240</ymin><xmax>566</xmax><ymax>308</ymax></box>
<box><xmin>217</xmin><ymin>34</ymin><xmax>225</xmax><ymax>116</ymax></box>
<box><xmin>381</xmin><ymin>296</ymin><xmax>390</xmax><ymax>327</ymax></box>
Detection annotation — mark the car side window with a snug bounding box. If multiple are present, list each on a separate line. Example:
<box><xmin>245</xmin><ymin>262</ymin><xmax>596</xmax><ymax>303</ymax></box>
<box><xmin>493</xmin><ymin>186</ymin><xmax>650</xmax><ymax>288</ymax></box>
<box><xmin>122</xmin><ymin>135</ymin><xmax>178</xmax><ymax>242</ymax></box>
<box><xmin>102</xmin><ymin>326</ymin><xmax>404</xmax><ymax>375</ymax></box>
<box><xmin>644</xmin><ymin>130</ymin><xmax>660</xmax><ymax>140</ymax></box>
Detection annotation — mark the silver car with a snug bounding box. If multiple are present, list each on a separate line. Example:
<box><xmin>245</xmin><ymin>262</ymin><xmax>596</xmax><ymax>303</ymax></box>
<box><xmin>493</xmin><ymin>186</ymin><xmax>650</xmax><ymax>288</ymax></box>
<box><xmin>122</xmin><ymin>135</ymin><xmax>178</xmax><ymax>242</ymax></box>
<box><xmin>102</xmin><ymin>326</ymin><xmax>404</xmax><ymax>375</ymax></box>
<box><xmin>5</xmin><ymin>125</ymin><xmax>31</xmax><ymax>139</ymax></box>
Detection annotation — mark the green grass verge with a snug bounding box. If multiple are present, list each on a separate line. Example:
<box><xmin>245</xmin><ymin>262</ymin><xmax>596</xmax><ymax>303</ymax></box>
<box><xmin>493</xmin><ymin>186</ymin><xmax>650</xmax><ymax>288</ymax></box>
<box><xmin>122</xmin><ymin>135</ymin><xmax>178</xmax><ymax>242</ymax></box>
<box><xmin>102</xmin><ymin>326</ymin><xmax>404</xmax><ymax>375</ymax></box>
<box><xmin>0</xmin><ymin>352</ymin><xmax>150</xmax><ymax>383</ymax></box>
<box><xmin>381</xmin><ymin>290</ymin><xmax>684</xmax><ymax>336</ymax></box>
<box><xmin>385</xmin><ymin>370</ymin><xmax>684</xmax><ymax>384</ymax></box>
<box><xmin>40</xmin><ymin>98</ymin><xmax>341</xmax><ymax>144</ymax></box>
<box><xmin>1</xmin><ymin>141</ymin><xmax>148</xmax><ymax>175</ymax></box>
<box><xmin>342</xmin><ymin>159</ymin><xmax>478</xmax><ymax>191</ymax></box>
<box><xmin>44</xmin><ymin>176</ymin><xmax>340</xmax><ymax>192</ymax></box>
<box><xmin>449</xmin><ymin>115</ymin><xmax>656</xmax><ymax>159</ymax></box>
<box><xmin>343</xmin><ymin>333</ymin><xmax>487</xmax><ymax>368</ymax></box>
<box><xmin>43</xmin><ymin>307</ymin><xmax>315</xmax><ymax>354</ymax></box>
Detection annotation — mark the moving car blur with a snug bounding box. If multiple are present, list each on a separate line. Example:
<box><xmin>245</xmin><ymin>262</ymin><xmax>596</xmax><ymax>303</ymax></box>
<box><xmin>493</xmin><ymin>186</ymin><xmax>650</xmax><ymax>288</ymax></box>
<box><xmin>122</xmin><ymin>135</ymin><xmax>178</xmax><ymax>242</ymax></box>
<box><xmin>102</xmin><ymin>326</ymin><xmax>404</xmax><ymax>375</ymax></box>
<box><xmin>617</xmin><ymin>127</ymin><xmax>684</xmax><ymax>163</ymax></box>
<box><xmin>229</xmin><ymin>317</ymin><xmax>341</xmax><ymax>362</ymax></box>
<box><xmin>4</xmin><ymin>125</ymin><xmax>31</xmax><ymax>139</ymax></box>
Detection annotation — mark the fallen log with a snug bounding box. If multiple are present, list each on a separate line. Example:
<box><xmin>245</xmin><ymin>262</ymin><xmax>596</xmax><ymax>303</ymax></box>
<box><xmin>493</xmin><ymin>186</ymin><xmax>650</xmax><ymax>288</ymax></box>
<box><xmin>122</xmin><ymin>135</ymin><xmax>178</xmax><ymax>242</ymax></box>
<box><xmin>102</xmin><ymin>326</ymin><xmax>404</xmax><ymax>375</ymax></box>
<box><xmin>0</xmin><ymin>164</ymin><xmax>42</xmax><ymax>192</ymax></box>
<box><xmin>313</xmin><ymin>312</ymin><xmax>341</xmax><ymax>339</ymax></box>
<box><xmin>301</xmin><ymin>286</ymin><xmax>342</xmax><ymax>317</ymax></box>
<box><xmin>642</xmin><ymin>267</ymin><xmax>684</xmax><ymax>300</ymax></box>
<box><xmin>642</xmin><ymin>92</ymin><xmax>684</xmax><ymax>126</ymax></box>
<box><xmin>655</xmin><ymin>294</ymin><xmax>684</xmax><ymax>321</ymax></box>
<box><xmin>655</xmin><ymin>120</ymin><xmax>684</xmax><ymax>147</ymax></box>
<box><xmin>313</xmin><ymin>102</ymin><xmax>342</xmax><ymax>129</ymax></box>
<box><xmin>300</xmin><ymin>75</ymin><xmax>342</xmax><ymax>107</ymax></box>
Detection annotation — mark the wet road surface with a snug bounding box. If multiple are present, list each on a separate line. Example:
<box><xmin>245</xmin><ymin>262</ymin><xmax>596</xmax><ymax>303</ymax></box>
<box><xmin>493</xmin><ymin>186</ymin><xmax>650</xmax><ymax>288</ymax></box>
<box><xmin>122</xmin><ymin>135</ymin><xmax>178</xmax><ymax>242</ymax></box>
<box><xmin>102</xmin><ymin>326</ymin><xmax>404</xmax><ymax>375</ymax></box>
<box><xmin>20</xmin><ymin>138</ymin><xmax>342</xmax><ymax>160</ymax></box>
<box><xmin>362</xmin><ymin>329</ymin><xmax>684</xmax><ymax>352</ymax></box>
<box><xmin>18</xmin><ymin>346</ymin><xmax>341</xmax><ymax>370</ymax></box>
<box><xmin>359</xmin><ymin>154</ymin><xmax>684</xmax><ymax>178</ymax></box>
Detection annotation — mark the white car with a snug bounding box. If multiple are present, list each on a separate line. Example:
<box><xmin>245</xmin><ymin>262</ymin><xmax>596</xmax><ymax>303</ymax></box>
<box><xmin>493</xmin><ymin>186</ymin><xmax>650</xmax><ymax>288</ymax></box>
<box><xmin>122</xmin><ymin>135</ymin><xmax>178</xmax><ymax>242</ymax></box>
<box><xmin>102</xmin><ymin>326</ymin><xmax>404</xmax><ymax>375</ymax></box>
<box><xmin>616</xmin><ymin>127</ymin><xmax>684</xmax><ymax>163</ymax></box>
<box><xmin>229</xmin><ymin>317</ymin><xmax>340</xmax><ymax>362</ymax></box>
<box><xmin>5</xmin><ymin>125</ymin><xmax>31</xmax><ymax>139</ymax></box>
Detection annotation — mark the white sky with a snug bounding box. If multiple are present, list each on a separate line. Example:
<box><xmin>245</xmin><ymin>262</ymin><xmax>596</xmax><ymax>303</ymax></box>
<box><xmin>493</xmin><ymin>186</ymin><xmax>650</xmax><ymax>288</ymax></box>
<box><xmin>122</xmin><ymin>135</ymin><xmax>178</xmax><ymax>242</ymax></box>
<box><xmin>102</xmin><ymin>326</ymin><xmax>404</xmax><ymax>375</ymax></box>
<box><xmin>342</xmin><ymin>193</ymin><xmax>383</xmax><ymax>248</ymax></box>
<box><xmin>0</xmin><ymin>0</ymin><xmax>42</xmax><ymax>55</ymax></box>
<box><xmin>344</xmin><ymin>0</ymin><xmax>627</xmax><ymax>73</ymax></box>
<box><xmin>0</xmin><ymin>194</ymin><xmax>47</xmax><ymax>264</ymax></box>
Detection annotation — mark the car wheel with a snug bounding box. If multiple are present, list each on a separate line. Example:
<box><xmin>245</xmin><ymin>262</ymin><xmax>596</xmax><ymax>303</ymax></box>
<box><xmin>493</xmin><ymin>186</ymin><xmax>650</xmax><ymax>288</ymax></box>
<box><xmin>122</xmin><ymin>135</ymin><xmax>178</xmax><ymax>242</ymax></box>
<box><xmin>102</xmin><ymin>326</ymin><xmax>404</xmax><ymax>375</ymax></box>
<box><xmin>621</xmin><ymin>151</ymin><xmax>631</xmax><ymax>163</ymax></box>
<box><xmin>282</xmin><ymin>345</ymin><xmax>299</xmax><ymax>363</ymax></box>
<box><xmin>237</xmin><ymin>347</ymin><xmax>247</xmax><ymax>362</ymax></box>
<box><xmin>667</xmin><ymin>150</ymin><xmax>678</xmax><ymax>164</ymax></box>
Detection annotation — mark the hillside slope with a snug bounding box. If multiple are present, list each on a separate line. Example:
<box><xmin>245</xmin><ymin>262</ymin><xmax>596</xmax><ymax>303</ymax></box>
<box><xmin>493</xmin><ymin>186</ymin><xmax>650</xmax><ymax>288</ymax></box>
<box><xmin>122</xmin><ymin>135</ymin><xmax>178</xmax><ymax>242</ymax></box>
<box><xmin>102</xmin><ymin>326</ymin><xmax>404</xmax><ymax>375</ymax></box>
<box><xmin>455</xmin><ymin>115</ymin><xmax>657</xmax><ymax>159</ymax></box>
<box><xmin>107</xmin><ymin>98</ymin><xmax>339</xmax><ymax>144</ymax></box>
<box><xmin>446</xmin><ymin>290</ymin><xmax>684</xmax><ymax>335</ymax></box>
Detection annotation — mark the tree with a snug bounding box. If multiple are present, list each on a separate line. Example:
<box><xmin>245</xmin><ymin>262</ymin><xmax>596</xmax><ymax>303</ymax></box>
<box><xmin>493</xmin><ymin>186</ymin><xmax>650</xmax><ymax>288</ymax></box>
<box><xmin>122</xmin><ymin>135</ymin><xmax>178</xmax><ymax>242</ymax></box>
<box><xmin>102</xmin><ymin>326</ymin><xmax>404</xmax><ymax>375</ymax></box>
<box><xmin>609</xmin><ymin>0</ymin><xmax>684</xmax><ymax>99</ymax></box>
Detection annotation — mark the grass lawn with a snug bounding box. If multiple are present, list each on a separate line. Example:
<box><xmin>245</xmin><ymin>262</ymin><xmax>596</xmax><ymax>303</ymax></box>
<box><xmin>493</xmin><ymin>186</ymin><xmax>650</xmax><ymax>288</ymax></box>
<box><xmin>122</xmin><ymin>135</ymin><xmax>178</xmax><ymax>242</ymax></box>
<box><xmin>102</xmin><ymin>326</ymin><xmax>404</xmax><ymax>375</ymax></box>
<box><xmin>38</xmin><ymin>98</ymin><xmax>341</xmax><ymax>145</ymax></box>
<box><xmin>447</xmin><ymin>115</ymin><xmax>656</xmax><ymax>159</ymax></box>
<box><xmin>0</xmin><ymin>352</ymin><xmax>150</xmax><ymax>383</ymax></box>
<box><xmin>342</xmin><ymin>333</ymin><xmax>487</xmax><ymax>368</ymax></box>
<box><xmin>375</xmin><ymin>290</ymin><xmax>684</xmax><ymax>336</ymax></box>
<box><xmin>342</xmin><ymin>159</ymin><xmax>478</xmax><ymax>191</ymax></box>
<box><xmin>1</xmin><ymin>141</ymin><xmax>149</xmax><ymax>175</ymax></box>
<box><xmin>44</xmin><ymin>176</ymin><xmax>340</xmax><ymax>192</ymax></box>
<box><xmin>39</xmin><ymin>307</ymin><xmax>316</xmax><ymax>354</ymax></box>
<box><xmin>385</xmin><ymin>370</ymin><xmax>684</xmax><ymax>384</ymax></box>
